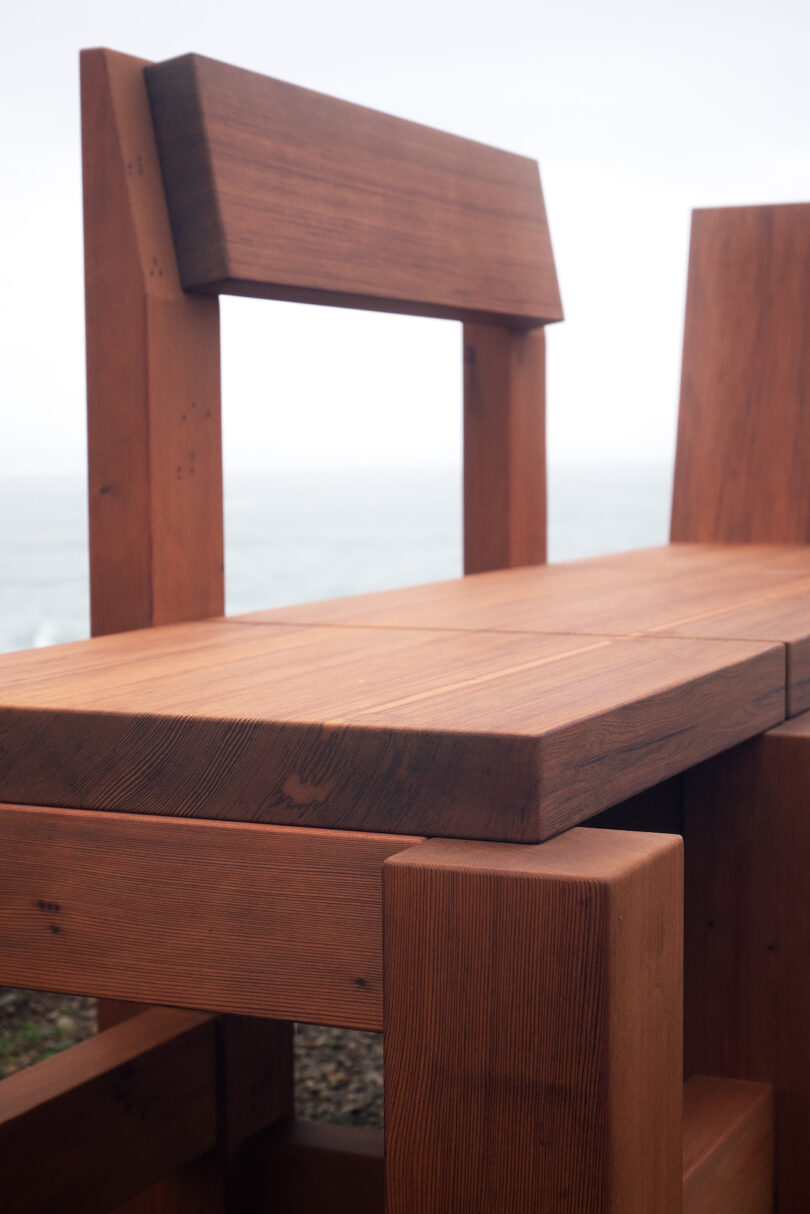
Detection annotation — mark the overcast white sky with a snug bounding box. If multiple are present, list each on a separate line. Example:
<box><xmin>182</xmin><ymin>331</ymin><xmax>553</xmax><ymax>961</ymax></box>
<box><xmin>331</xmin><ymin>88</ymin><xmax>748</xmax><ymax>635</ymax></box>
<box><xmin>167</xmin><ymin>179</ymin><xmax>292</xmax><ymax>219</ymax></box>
<box><xmin>2</xmin><ymin>0</ymin><xmax>809</xmax><ymax>477</ymax></box>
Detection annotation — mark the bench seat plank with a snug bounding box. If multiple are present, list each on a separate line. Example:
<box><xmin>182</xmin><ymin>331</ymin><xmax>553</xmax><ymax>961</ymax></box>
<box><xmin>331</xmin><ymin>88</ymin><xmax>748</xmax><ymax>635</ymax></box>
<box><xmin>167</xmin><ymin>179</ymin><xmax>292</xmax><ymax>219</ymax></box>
<box><xmin>0</xmin><ymin>616</ymin><xmax>783</xmax><ymax>840</ymax></box>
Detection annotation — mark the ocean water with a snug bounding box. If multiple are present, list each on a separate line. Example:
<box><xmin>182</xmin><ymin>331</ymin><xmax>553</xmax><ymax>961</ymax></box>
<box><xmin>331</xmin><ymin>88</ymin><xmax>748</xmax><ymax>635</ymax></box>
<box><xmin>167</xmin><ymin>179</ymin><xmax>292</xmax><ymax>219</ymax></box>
<box><xmin>0</xmin><ymin>462</ymin><xmax>672</xmax><ymax>654</ymax></box>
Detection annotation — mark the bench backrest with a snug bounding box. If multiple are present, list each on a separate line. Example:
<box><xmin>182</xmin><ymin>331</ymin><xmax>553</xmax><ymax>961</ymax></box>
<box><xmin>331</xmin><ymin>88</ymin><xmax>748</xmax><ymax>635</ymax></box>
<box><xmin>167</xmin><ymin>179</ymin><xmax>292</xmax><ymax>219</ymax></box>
<box><xmin>672</xmin><ymin>203</ymin><xmax>810</xmax><ymax>543</ymax></box>
<box><xmin>82</xmin><ymin>48</ymin><xmax>561</xmax><ymax>636</ymax></box>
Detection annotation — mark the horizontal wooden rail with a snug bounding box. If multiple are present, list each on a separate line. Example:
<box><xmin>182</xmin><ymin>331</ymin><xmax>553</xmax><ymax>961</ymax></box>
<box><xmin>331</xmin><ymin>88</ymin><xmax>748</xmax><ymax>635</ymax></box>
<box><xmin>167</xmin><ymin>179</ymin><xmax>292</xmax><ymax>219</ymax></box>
<box><xmin>0</xmin><ymin>803</ymin><xmax>421</xmax><ymax>1029</ymax></box>
<box><xmin>0</xmin><ymin>1008</ymin><xmax>216</xmax><ymax>1214</ymax></box>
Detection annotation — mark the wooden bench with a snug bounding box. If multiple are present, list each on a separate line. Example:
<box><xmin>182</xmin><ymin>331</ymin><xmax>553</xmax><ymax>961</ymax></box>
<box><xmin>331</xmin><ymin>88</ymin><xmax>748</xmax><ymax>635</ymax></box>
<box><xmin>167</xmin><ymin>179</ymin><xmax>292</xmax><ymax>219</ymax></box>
<box><xmin>2</xmin><ymin>45</ymin><xmax>810</xmax><ymax>1211</ymax></box>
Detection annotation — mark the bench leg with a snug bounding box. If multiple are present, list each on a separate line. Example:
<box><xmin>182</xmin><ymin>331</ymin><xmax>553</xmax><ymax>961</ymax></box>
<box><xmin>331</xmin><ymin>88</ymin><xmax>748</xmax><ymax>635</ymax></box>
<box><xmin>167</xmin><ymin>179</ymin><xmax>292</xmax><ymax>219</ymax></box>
<box><xmin>383</xmin><ymin>828</ymin><xmax>683</xmax><ymax>1213</ymax></box>
<box><xmin>685</xmin><ymin>727</ymin><xmax>810</xmax><ymax>1212</ymax></box>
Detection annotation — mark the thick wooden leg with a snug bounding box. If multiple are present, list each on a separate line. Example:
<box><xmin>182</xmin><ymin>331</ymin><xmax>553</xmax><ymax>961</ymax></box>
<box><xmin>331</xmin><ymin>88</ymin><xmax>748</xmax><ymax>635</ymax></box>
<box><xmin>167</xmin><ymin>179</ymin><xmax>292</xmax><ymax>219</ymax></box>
<box><xmin>383</xmin><ymin>828</ymin><xmax>683</xmax><ymax>1212</ymax></box>
<box><xmin>684</xmin><ymin>722</ymin><xmax>810</xmax><ymax>1212</ymax></box>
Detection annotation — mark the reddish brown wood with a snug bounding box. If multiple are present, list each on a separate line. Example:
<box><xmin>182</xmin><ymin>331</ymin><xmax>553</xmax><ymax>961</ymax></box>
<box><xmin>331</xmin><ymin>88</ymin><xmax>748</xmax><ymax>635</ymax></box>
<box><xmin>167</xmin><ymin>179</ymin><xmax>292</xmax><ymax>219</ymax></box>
<box><xmin>240</xmin><ymin>540</ymin><xmax>810</xmax><ymax>634</ymax></box>
<box><xmin>143</xmin><ymin>54</ymin><xmax>562</xmax><ymax>328</ymax></box>
<box><xmin>239</xmin><ymin>542</ymin><xmax>810</xmax><ymax>718</ymax></box>
<box><xmin>659</xmin><ymin>579</ymin><xmax>810</xmax><ymax>717</ymax></box>
<box><xmin>383</xmin><ymin>829</ymin><xmax>683</xmax><ymax>1212</ymax></box>
<box><xmin>82</xmin><ymin>51</ymin><xmax>280</xmax><ymax>1192</ymax></box>
<box><xmin>682</xmin><ymin>1076</ymin><xmax>773</xmax><ymax>1214</ymax></box>
<box><xmin>0</xmin><ymin>803</ymin><xmax>419</xmax><ymax>1029</ymax></box>
<box><xmin>243</xmin><ymin>1120</ymin><xmax>384</xmax><ymax>1213</ymax></box>
<box><xmin>92</xmin><ymin>1076</ymin><xmax>777</xmax><ymax>1214</ymax></box>
<box><xmin>463</xmin><ymin>324</ymin><xmax>546</xmax><ymax>572</ymax></box>
<box><xmin>0</xmin><ymin>1008</ymin><xmax>216</xmax><ymax>1213</ymax></box>
<box><xmin>672</xmin><ymin>203</ymin><xmax>810</xmax><ymax>544</ymax></box>
<box><xmin>82</xmin><ymin>47</ymin><xmax>223</xmax><ymax>637</ymax></box>
<box><xmin>107</xmin><ymin>1016</ymin><xmax>293</xmax><ymax>1213</ymax></box>
<box><xmin>0</xmin><ymin>618</ymin><xmax>784</xmax><ymax>840</ymax></box>
<box><xmin>684</xmin><ymin>725</ymin><xmax>810</xmax><ymax>1210</ymax></box>
<box><xmin>97</xmin><ymin>999</ymin><xmax>152</xmax><ymax>1030</ymax></box>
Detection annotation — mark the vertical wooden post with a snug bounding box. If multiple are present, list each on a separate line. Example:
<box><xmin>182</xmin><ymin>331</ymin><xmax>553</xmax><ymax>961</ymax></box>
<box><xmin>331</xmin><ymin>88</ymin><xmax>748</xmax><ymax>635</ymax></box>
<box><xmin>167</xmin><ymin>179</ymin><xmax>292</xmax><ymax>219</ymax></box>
<box><xmin>383</xmin><ymin>828</ymin><xmax>683</xmax><ymax>1212</ymax></box>
<box><xmin>684</xmin><ymin>725</ymin><xmax>810</xmax><ymax>1212</ymax></box>
<box><xmin>83</xmin><ymin>47</ymin><xmax>224</xmax><ymax>637</ymax></box>
<box><xmin>463</xmin><ymin>323</ymin><xmax>546</xmax><ymax>573</ymax></box>
<box><xmin>82</xmin><ymin>48</ymin><xmax>293</xmax><ymax>1210</ymax></box>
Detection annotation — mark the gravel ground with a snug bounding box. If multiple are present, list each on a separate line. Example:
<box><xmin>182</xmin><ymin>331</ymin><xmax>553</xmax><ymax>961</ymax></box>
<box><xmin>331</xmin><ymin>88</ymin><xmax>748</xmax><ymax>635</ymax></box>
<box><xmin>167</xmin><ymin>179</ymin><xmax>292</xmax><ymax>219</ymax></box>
<box><xmin>0</xmin><ymin>989</ymin><xmax>383</xmax><ymax>1126</ymax></box>
<box><xmin>294</xmin><ymin>1022</ymin><xmax>383</xmax><ymax>1126</ymax></box>
<box><xmin>0</xmin><ymin>988</ymin><xmax>97</xmax><ymax>1077</ymax></box>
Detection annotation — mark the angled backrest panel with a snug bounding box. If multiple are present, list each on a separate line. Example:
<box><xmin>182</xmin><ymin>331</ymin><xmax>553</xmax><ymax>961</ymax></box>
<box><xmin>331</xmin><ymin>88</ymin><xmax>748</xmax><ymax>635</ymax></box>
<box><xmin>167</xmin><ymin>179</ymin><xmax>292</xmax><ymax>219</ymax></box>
<box><xmin>672</xmin><ymin>203</ymin><xmax>810</xmax><ymax>543</ymax></box>
<box><xmin>144</xmin><ymin>53</ymin><xmax>562</xmax><ymax>327</ymax></box>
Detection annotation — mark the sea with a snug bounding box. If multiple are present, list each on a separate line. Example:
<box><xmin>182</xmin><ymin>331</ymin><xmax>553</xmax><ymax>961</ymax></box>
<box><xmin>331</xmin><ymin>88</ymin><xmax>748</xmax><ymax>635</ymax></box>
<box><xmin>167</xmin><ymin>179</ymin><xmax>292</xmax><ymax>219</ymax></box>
<box><xmin>0</xmin><ymin>462</ymin><xmax>672</xmax><ymax>654</ymax></box>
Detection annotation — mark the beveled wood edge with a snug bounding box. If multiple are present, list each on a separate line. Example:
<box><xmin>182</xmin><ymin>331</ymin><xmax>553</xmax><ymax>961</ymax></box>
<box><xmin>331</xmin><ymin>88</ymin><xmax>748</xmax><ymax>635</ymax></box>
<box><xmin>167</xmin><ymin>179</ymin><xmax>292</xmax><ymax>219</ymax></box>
<box><xmin>189</xmin><ymin>276</ymin><xmax>559</xmax><ymax>328</ymax></box>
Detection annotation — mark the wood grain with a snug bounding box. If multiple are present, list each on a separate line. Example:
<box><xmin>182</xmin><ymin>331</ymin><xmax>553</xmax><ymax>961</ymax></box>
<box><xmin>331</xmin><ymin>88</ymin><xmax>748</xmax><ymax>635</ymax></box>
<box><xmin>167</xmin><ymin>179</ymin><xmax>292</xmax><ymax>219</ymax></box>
<box><xmin>237</xmin><ymin>543</ymin><xmax>810</xmax><ymax>718</ymax></box>
<box><xmin>143</xmin><ymin>53</ymin><xmax>562</xmax><ymax>327</ymax></box>
<box><xmin>684</xmin><ymin>725</ymin><xmax>810</xmax><ymax>1211</ymax></box>
<box><xmin>0</xmin><ymin>1008</ymin><xmax>216</xmax><ymax>1214</ymax></box>
<box><xmin>463</xmin><ymin>324</ymin><xmax>546</xmax><ymax>573</ymax></box>
<box><xmin>200</xmin><ymin>1080</ymin><xmax>774</xmax><ymax>1213</ymax></box>
<box><xmin>672</xmin><ymin>203</ymin><xmax>810</xmax><ymax>544</ymax></box>
<box><xmin>237</xmin><ymin>542</ymin><xmax>810</xmax><ymax>636</ymax></box>
<box><xmin>0</xmin><ymin>618</ymin><xmax>784</xmax><ymax>840</ymax></box>
<box><xmin>661</xmin><ymin>579</ymin><xmax>810</xmax><ymax>716</ymax></box>
<box><xmin>682</xmin><ymin>1076</ymin><xmax>773</xmax><ymax>1214</ymax></box>
<box><xmin>383</xmin><ymin>829</ymin><xmax>683</xmax><ymax>1212</ymax></box>
<box><xmin>0</xmin><ymin>804</ymin><xmax>420</xmax><ymax>1028</ymax></box>
<box><xmin>82</xmin><ymin>47</ymin><xmax>223</xmax><ymax>636</ymax></box>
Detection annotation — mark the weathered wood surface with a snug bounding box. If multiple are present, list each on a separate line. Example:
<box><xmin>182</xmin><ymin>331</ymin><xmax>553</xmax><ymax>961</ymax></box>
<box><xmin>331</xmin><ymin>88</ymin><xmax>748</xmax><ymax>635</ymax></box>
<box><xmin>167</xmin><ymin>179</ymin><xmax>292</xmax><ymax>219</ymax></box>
<box><xmin>463</xmin><ymin>324</ymin><xmax>547</xmax><ymax>572</ymax></box>
<box><xmin>236</xmin><ymin>543</ymin><xmax>810</xmax><ymax>631</ymax></box>
<box><xmin>384</xmin><ymin>829</ymin><xmax>683</xmax><ymax>1212</ymax></box>
<box><xmin>661</xmin><ymin>580</ymin><xmax>810</xmax><ymax>716</ymax></box>
<box><xmin>0</xmin><ymin>1008</ymin><xmax>216</xmax><ymax>1214</ymax></box>
<box><xmin>82</xmin><ymin>48</ymin><xmax>223</xmax><ymax>637</ymax></box>
<box><xmin>144</xmin><ymin>53</ymin><xmax>562</xmax><ymax>327</ymax></box>
<box><xmin>0</xmin><ymin>804</ymin><xmax>419</xmax><ymax>1028</ymax></box>
<box><xmin>682</xmin><ymin>1076</ymin><xmax>773</xmax><ymax>1214</ymax></box>
<box><xmin>0</xmin><ymin>616</ymin><xmax>783</xmax><ymax>840</ymax></box>
<box><xmin>685</xmin><ymin>721</ymin><xmax>810</xmax><ymax>1211</ymax></box>
<box><xmin>239</xmin><ymin>543</ymin><xmax>810</xmax><ymax>717</ymax></box>
<box><xmin>672</xmin><ymin>203</ymin><xmax>810</xmax><ymax>545</ymax></box>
